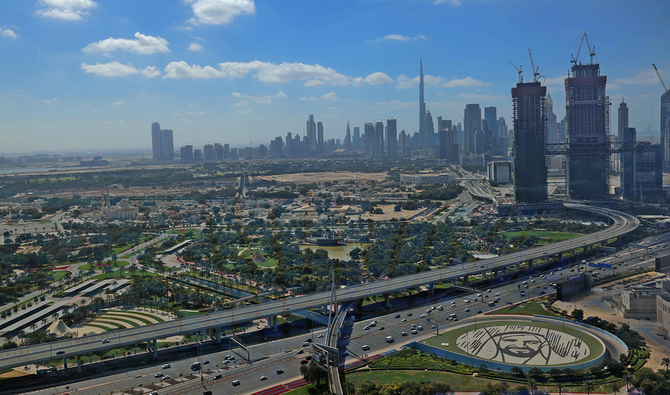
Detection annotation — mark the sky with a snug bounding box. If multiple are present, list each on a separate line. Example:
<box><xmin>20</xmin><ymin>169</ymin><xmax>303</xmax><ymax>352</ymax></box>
<box><xmin>1</xmin><ymin>0</ymin><xmax>669</xmax><ymax>153</ymax></box>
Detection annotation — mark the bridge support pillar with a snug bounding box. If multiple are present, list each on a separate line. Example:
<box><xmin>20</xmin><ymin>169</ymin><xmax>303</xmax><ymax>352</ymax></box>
<box><xmin>463</xmin><ymin>275</ymin><xmax>469</xmax><ymax>285</ymax></box>
<box><xmin>216</xmin><ymin>329</ymin><xmax>222</xmax><ymax>343</ymax></box>
<box><xmin>77</xmin><ymin>355</ymin><xmax>82</xmax><ymax>373</ymax></box>
<box><xmin>273</xmin><ymin>316</ymin><xmax>278</xmax><ymax>331</ymax></box>
<box><xmin>152</xmin><ymin>339</ymin><xmax>157</xmax><ymax>358</ymax></box>
<box><xmin>63</xmin><ymin>358</ymin><xmax>67</xmax><ymax>370</ymax></box>
<box><xmin>384</xmin><ymin>293</ymin><xmax>391</xmax><ymax>309</ymax></box>
<box><xmin>494</xmin><ymin>268</ymin><xmax>500</xmax><ymax>278</ymax></box>
<box><xmin>429</xmin><ymin>283</ymin><xmax>435</xmax><ymax>297</ymax></box>
<box><xmin>527</xmin><ymin>260</ymin><xmax>533</xmax><ymax>269</ymax></box>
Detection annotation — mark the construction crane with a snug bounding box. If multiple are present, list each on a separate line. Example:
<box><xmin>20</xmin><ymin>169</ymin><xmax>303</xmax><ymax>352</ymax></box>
<box><xmin>653</xmin><ymin>64</ymin><xmax>670</xmax><ymax>100</ymax></box>
<box><xmin>509</xmin><ymin>61</ymin><xmax>523</xmax><ymax>83</ymax></box>
<box><xmin>528</xmin><ymin>48</ymin><xmax>540</xmax><ymax>82</ymax></box>
<box><xmin>571</xmin><ymin>31</ymin><xmax>596</xmax><ymax>65</ymax></box>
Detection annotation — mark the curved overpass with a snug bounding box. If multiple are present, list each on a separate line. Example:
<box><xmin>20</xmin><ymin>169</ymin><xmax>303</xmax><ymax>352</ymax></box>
<box><xmin>0</xmin><ymin>204</ymin><xmax>638</xmax><ymax>370</ymax></box>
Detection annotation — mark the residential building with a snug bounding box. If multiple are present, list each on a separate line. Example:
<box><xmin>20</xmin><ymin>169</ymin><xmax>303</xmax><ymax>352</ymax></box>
<box><xmin>464</xmin><ymin>104</ymin><xmax>482</xmax><ymax>155</ymax></box>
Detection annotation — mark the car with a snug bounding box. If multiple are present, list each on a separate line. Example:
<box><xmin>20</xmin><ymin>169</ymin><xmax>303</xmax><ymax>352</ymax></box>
<box><xmin>484</xmin><ymin>294</ymin><xmax>489</xmax><ymax>298</ymax></box>
<box><xmin>401</xmin><ymin>331</ymin><xmax>408</xmax><ymax>336</ymax></box>
<box><xmin>395</xmin><ymin>314</ymin><xmax>401</xmax><ymax>318</ymax></box>
<box><xmin>431</xmin><ymin>306</ymin><xmax>436</xmax><ymax>310</ymax></box>
<box><xmin>364</xmin><ymin>326</ymin><xmax>370</xmax><ymax>330</ymax></box>
<box><xmin>297</xmin><ymin>349</ymin><xmax>304</xmax><ymax>354</ymax></box>
<box><xmin>464</xmin><ymin>308</ymin><xmax>471</xmax><ymax>312</ymax></box>
<box><xmin>417</xmin><ymin>325</ymin><xmax>424</xmax><ymax>330</ymax></box>
<box><xmin>431</xmin><ymin>324</ymin><xmax>437</xmax><ymax>329</ymax></box>
<box><xmin>536</xmin><ymin>285</ymin><xmax>540</xmax><ymax>288</ymax></box>
<box><xmin>232</xmin><ymin>380</ymin><xmax>241</xmax><ymax>386</ymax></box>
<box><xmin>260</xmin><ymin>375</ymin><xmax>268</xmax><ymax>381</ymax></box>
<box><xmin>285</xmin><ymin>306</ymin><xmax>290</xmax><ymax>310</ymax></box>
<box><xmin>486</xmin><ymin>289</ymin><xmax>492</xmax><ymax>292</ymax></box>
<box><xmin>305</xmin><ymin>338</ymin><xmax>312</xmax><ymax>343</ymax></box>
<box><xmin>150</xmin><ymin>392</ymin><xmax>158</xmax><ymax>395</ymax></box>
<box><xmin>226</xmin><ymin>355</ymin><xmax>235</xmax><ymax>360</ymax></box>
<box><xmin>155</xmin><ymin>373</ymin><xmax>163</xmax><ymax>378</ymax></box>
<box><xmin>411</xmin><ymin>329</ymin><xmax>418</xmax><ymax>334</ymax></box>
<box><xmin>379</xmin><ymin>326</ymin><xmax>385</xmax><ymax>330</ymax></box>
<box><xmin>135</xmin><ymin>375</ymin><xmax>143</xmax><ymax>378</ymax></box>
<box><xmin>362</xmin><ymin>345</ymin><xmax>370</xmax><ymax>350</ymax></box>
<box><xmin>300</xmin><ymin>359</ymin><xmax>309</xmax><ymax>364</ymax></box>
<box><xmin>531</xmin><ymin>279</ymin><xmax>535</xmax><ymax>283</ymax></box>
<box><xmin>306</xmin><ymin>356</ymin><xmax>312</xmax><ymax>360</ymax></box>
<box><xmin>543</xmin><ymin>285</ymin><xmax>547</xmax><ymax>289</ymax></box>
<box><xmin>102</xmin><ymin>339</ymin><xmax>110</xmax><ymax>344</ymax></box>
<box><xmin>477</xmin><ymin>293</ymin><xmax>482</xmax><ymax>297</ymax></box>
<box><xmin>56</xmin><ymin>351</ymin><xmax>65</xmax><ymax>355</ymax></box>
<box><xmin>203</xmin><ymin>360</ymin><xmax>209</xmax><ymax>365</ymax></box>
<box><xmin>410</xmin><ymin>324</ymin><xmax>416</xmax><ymax>329</ymax></box>
<box><xmin>420</xmin><ymin>314</ymin><xmax>426</xmax><ymax>318</ymax></box>
<box><xmin>495</xmin><ymin>292</ymin><xmax>500</xmax><ymax>296</ymax></box>
<box><xmin>317</xmin><ymin>334</ymin><xmax>324</xmax><ymax>338</ymax></box>
<box><xmin>477</xmin><ymin>311</ymin><xmax>483</xmax><ymax>314</ymax></box>
<box><xmin>162</xmin><ymin>363</ymin><xmax>171</xmax><ymax>369</ymax></box>
<box><xmin>302</xmin><ymin>342</ymin><xmax>309</xmax><ymax>347</ymax></box>
<box><xmin>276</xmin><ymin>369</ymin><xmax>284</xmax><ymax>374</ymax></box>
<box><xmin>204</xmin><ymin>391</ymin><xmax>213</xmax><ymax>395</ymax></box>
<box><xmin>437</xmin><ymin>305</ymin><xmax>443</xmax><ymax>311</ymax></box>
<box><xmin>401</xmin><ymin>318</ymin><xmax>407</xmax><ymax>322</ymax></box>
<box><xmin>162</xmin><ymin>375</ymin><xmax>171</xmax><ymax>381</ymax></box>
<box><xmin>407</xmin><ymin>313</ymin><xmax>412</xmax><ymax>316</ymax></box>
<box><xmin>223</xmin><ymin>360</ymin><xmax>230</xmax><ymax>364</ymax></box>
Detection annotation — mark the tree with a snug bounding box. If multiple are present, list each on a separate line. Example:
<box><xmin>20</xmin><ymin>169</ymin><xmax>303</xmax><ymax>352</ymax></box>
<box><xmin>584</xmin><ymin>380</ymin><xmax>595</xmax><ymax>395</ymax></box>
<box><xmin>527</xmin><ymin>378</ymin><xmax>538</xmax><ymax>395</ymax></box>
<box><xmin>557</xmin><ymin>383</ymin><xmax>568</xmax><ymax>395</ymax></box>
<box><xmin>571</xmin><ymin>308</ymin><xmax>585</xmax><ymax>320</ymax></box>
<box><xmin>662</xmin><ymin>357</ymin><xmax>670</xmax><ymax>372</ymax></box>
<box><xmin>623</xmin><ymin>374</ymin><xmax>633</xmax><ymax>390</ymax></box>
<box><xmin>511</xmin><ymin>366</ymin><xmax>526</xmax><ymax>377</ymax></box>
<box><xmin>344</xmin><ymin>381</ymin><xmax>355</xmax><ymax>395</ymax></box>
<box><xmin>609</xmin><ymin>381</ymin><xmax>622</xmax><ymax>395</ymax></box>
<box><xmin>528</xmin><ymin>367</ymin><xmax>544</xmax><ymax>379</ymax></box>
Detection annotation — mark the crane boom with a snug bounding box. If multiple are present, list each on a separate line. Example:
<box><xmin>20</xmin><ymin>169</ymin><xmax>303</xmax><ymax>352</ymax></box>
<box><xmin>528</xmin><ymin>48</ymin><xmax>540</xmax><ymax>82</ymax></box>
<box><xmin>509</xmin><ymin>61</ymin><xmax>523</xmax><ymax>83</ymax></box>
<box><xmin>653</xmin><ymin>64</ymin><xmax>670</xmax><ymax>100</ymax></box>
<box><xmin>570</xmin><ymin>33</ymin><xmax>585</xmax><ymax>64</ymax></box>
<box><xmin>584</xmin><ymin>32</ymin><xmax>596</xmax><ymax>64</ymax></box>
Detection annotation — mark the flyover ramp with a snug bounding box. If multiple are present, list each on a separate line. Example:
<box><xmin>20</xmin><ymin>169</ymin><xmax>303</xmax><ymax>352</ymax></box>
<box><xmin>0</xmin><ymin>204</ymin><xmax>638</xmax><ymax>370</ymax></box>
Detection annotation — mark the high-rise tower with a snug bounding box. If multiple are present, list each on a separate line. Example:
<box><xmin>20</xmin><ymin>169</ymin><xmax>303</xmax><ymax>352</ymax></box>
<box><xmin>419</xmin><ymin>57</ymin><xmax>427</xmax><ymax>148</ymax></box>
<box><xmin>306</xmin><ymin>115</ymin><xmax>317</xmax><ymax>153</ymax></box>
<box><xmin>463</xmin><ymin>104</ymin><xmax>482</xmax><ymax>155</ymax></box>
<box><xmin>387</xmin><ymin>119</ymin><xmax>398</xmax><ymax>158</ymax></box>
<box><xmin>618</xmin><ymin>98</ymin><xmax>629</xmax><ymax>141</ymax></box>
<box><xmin>565</xmin><ymin>62</ymin><xmax>610</xmax><ymax>199</ymax></box>
<box><xmin>512</xmin><ymin>81</ymin><xmax>547</xmax><ymax>203</ymax></box>
<box><xmin>661</xmin><ymin>90</ymin><xmax>670</xmax><ymax>167</ymax></box>
<box><xmin>151</xmin><ymin>122</ymin><xmax>161</xmax><ymax>161</ymax></box>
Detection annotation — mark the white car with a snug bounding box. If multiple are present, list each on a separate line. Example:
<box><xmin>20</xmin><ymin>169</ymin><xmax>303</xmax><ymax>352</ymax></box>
<box><xmin>162</xmin><ymin>363</ymin><xmax>171</xmax><ymax>369</ymax></box>
<box><xmin>411</xmin><ymin>329</ymin><xmax>418</xmax><ymax>334</ymax></box>
<box><xmin>362</xmin><ymin>345</ymin><xmax>370</xmax><ymax>350</ymax></box>
<box><xmin>417</xmin><ymin>325</ymin><xmax>423</xmax><ymax>330</ymax></box>
<box><xmin>260</xmin><ymin>375</ymin><xmax>268</xmax><ymax>381</ymax></box>
<box><xmin>317</xmin><ymin>334</ymin><xmax>324</xmax><ymax>338</ymax></box>
<box><xmin>464</xmin><ymin>308</ymin><xmax>471</xmax><ymax>312</ymax></box>
<box><xmin>154</xmin><ymin>372</ymin><xmax>163</xmax><ymax>378</ymax></box>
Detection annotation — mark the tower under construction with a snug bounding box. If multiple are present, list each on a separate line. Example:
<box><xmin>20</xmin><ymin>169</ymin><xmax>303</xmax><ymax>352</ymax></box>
<box><xmin>565</xmin><ymin>33</ymin><xmax>611</xmax><ymax>200</ymax></box>
<box><xmin>512</xmin><ymin>81</ymin><xmax>547</xmax><ymax>203</ymax></box>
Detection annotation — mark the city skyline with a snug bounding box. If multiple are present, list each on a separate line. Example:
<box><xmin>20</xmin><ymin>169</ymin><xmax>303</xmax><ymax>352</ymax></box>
<box><xmin>1</xmin><ymin>0</ymin><xmax>670</xmax><ymax>152</ymax></box>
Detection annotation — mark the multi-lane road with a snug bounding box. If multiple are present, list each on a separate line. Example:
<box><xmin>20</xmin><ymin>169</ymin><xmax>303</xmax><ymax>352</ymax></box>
<box><xmin>27</xmin><ymin>230</ymin><xmax>670</xmax><ymax>395</ymax></box>
<box><xmin>0</xmin><ymin>203</ymin><xmax>639</xmax><ymax>371</ymax></box>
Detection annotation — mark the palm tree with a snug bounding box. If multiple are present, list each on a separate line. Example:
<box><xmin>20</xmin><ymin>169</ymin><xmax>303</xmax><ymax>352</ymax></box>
<box><xmin>528</xmin><ymin>378</ymin><xmax>537</xmax><ymax>395</ymax></box>
<box><xmin>610</xmin><ymin>381</ymin><xmax>622</xmax><ymax>395</ymax></box>
<box><xmin>557</xmin><ymin>383</ymin><xmax>568</xmax><ymax>395</ymax></box>
<box><xmin>662</xmin><ymin>357</ymin><xmax>670</xmax><ymax>371</ymax></box>
<box><xmin>623</xmin><ymin>374</ymin><xmax>634</xmax><ymax>390</ymax></box>
<box><xmin>584</xmin><ymin>380</ymin><xmax>595</xmax><ymax>395</ymax></box>
<box><xmin>344</xmin><ymin>381</ymin><xmax>355</xmax><ymax>395</ymax></box>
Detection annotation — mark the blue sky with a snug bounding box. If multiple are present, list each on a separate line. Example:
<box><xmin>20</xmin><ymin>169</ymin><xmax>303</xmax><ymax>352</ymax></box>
<box><xmin>1</xmin><ymin>0</ymin><xmax>669</xmax><ymax>153</ymax></box>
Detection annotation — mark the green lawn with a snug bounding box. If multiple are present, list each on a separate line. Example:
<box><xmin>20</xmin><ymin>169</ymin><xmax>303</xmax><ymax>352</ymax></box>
<box><xmin>50</xmin><ymin>271</ymin><xmax>70</xmax><ymax>281</ymax></box>
<box><xmin>77</xmin><ymin>261</ymin><xmax>127</xmax><ymax>271</ymax></box>
<box><xmin>102</xmin><ymin>313</ymin><xmax>153</xmax><ymax>325</ymax></box>
<box><xmin>501</xmin><ymin>231</ymin><xmax>582</xmax><ymax>242</ymax></box>
<box><xmin>114</xmin><ymin>310</ymin><xmax>166</xmax><ymax>322</ymax></box>
<box><xmin>346</xmin><ymin>370</ymin><xmax>516</xmax><ymax>392</ymax></box>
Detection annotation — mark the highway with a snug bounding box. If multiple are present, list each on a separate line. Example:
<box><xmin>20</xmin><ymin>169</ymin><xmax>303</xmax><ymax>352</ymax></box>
<box><xmin>26</xmin><ymin>230</ymin><xmax>670</xmax><ymax>395</ymax></box>
<box><xmin>0</xmin><ymin>203</ymin><xmax>639</xmax><ymax>371</ymax></box>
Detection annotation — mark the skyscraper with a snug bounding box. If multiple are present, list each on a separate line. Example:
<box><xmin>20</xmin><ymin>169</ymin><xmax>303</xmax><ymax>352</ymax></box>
<box><xmin>306</xmin><ymin>115</ymin><xmax>317</xmax><ymax>153</ymax></box>
<box><xmin>419</xmin><ymin>57</ymin><xmax>427</xmax><ymax>148</ymax></box>
<box><xmin>545</xmin><ymin>94</ymin><xmax>558</xmax><ymax>144</ymax></box>
<box><xmin>353</xmin><ymin>126</ymin><xmax>361</xmax><ymax>151</ymax></box>
<box><xmin>374</xmin><ymin>121</ymin><xmax>384</xmax><ymax>158</ymax></box>
<box><xmin>160</xmin><ymin>129</ymin><xmax>174</xmax><ymax>161</ymax></box>
<box><xmin>214</xmin><ymin>143</ymin><xmax>224</xmax><ymax>161</ymax></box>
<box><xmin>151</xmin><ymin>122</ymin><xmax>161</xmax><ymax>161</ymax></box>
<box><xmin>364</xmin><ymin>122</ymin><xmax>375</xmax><ymax>158</ymax></box>
<box><xmin>344</xmin><ymin>122</ymin><xmax>352</xmax><ymax>152</ymax></box>
<box><xmin>565</xmin><ymin>62</ymin><xmax>610</xmax><ymax>200</ymax></box>
<box><xmin>484</xmin><ymin>107</ymin><xmax>497</xmax><ymax>137</ymax></box>
<box><xmin>387</xmin><ymin>119</ymin><xmax>398</xmax><ymax>158</ymax></box>
<box><xmin>317</xmin><ymin>121</ymin><xmax>324</xmax><ymax>152</ymax></box>
<box><xmin>463</xmin><ymin>104</ymin><xmax>481</xmax><ymax>155</ymax></box>
<box><xmin>661</xmin><ymin>90</ymin><xmax>670</xmax><ymax>167</ymax></box>
<box><xmin>424</xmin><ymin>110</ymin><xmax>434</xmax><ymax>150</ymax></box>
<box><xmin>618</xmin><ymin>98</ymin><xmax>629</xmax><ymax>141</ymax></box>
<box><xmin>512</xmin><ymin>81</ymin><xmax>547</xmax><ymax>203</ymax></box>
<box><xmin>203</xmin><ymin>144</ymin><xmax>215</xmax><ymax>161</ymax></box>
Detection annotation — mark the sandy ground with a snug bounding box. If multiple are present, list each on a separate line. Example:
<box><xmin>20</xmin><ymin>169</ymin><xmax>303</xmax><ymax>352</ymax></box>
<box><xmin>356</xmin><ymin>204</ymin><xmax>424</xmax><ymax>221</ymax></box>
<box><xmin>256</xmin><ymin>171</ymin><xmax>388</xmax><ymax>184</ymax></box>
<box><xmin>554</xmin><ymin>276</ymin><xmax>670</xmax><ymax>371</ymax></box>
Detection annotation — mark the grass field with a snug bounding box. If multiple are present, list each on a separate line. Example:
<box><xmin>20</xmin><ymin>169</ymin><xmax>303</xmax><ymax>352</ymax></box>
<box><xmin>501</xmin><ymin>231</ymin><xmax>582</xmax><ymax>242</ymax></box>
<box><xmin>346</xmin><ymin>370</ymin><xmax>517</xmax><ymax>392</ymax></box>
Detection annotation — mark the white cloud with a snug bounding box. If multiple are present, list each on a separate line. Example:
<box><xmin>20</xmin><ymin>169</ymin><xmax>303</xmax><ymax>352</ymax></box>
<box><xmin>353</xmin><ymin>72</ymin><xmax>394</xmax><ymax>86</ymax></box>
<box><xmin>614</xmin><ymin>67</ymin><xmax>669</xmax><ymax>86</ymax></box>
<box><xmin>376</xmin><ymin>100</ymin><xmax>414</xmax><ymax>110</ymax></box>
<box><xmin>395</xmin><ymin>74</ymin><xmax>445</xmax><ymax>89</ymax></box>
<box><xmin>236</xmin><ymin>109</ymin><xmax>252</xmax><ymax>114</ymax></box>
<box><xmin>300</xmin><ymin>96</ymin><xmax>318</xmax><ymax>101</ymax></box>
<box><xmin>321</xmin><ymin>92</ymin><xmax>338</xmax><ymax>101</ymax></box>
<box><xmin>173</xmin><ymin>111</ymin><xmax>206</xmax><ymax>116</ymax></box>
<box><xmin>35</xmin><ymin>0</ymin><xmax>98</xmax><ymax>21</ymax></box>
<box><xmin>1</xmin><ymin>28</ymin><xmax>18</xmax><ymax>39</ymax></box>
<box><xmin>434</xmin><ymin>0</ymin><xmax>463</xmax><ymax>6</ymax></box>
<box><xmin>186</xmin><ymin>0</ymin><xmax>256</xmax><ymax>25</ymax></box>
<box><xmin>369</xmin><ymin>34</ymin><xmax>427</xmax><ymax>43</ymax></box>
<box><xmin>112</xmin><ymin>100</ymin><xmax>124</xmax><ymax>105</ymax></box>
<box><xmin>442</xmin><ymin>76</ymin><xmax>490</xmax><ymax>88</ymax></box>
<box><xmin>187</xmin><ymin>42</ymin><xmax>204</xmax><ymax>51</ymax></box>
<box><xmin>164</xmin><ymin>61</ymin><xmax>226</xmax><ymax>79</ymax></box>
<box><xmin>230</xmin><ymin>91</ymin><xmax>287</xmax><ymax>105</ymax></box>
<box><xmin>43</xmin><ymin>98</ymin><xmax>58</xmax><ymax>104</ymax></box>
<box><xmin>81</xmin><ymin>62</ymin><xmax>159</xmax><ymax>78</ymax></box>
<box><xmin>141</xmin><ymin>66</ymin><xmax>161</xmax><ymax>78</ymax></box>
<box><xmin>304</xmin><ymin>79</ymin><xmax>325</xmax><ymax>87</ymax></box>
<box><xmin>83</xmin><ymin>32</ymin><xmax>169</xmax><ymax>55</ymax></box>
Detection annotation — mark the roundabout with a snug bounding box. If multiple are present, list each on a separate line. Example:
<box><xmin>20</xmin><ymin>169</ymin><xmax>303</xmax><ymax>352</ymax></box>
<box><xmin>414</xmin><ymin>315</ymin><xmax>626</xmax><ymax>372</ymax></box>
